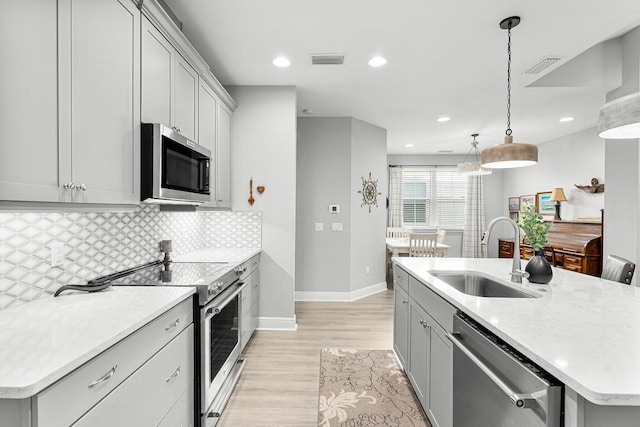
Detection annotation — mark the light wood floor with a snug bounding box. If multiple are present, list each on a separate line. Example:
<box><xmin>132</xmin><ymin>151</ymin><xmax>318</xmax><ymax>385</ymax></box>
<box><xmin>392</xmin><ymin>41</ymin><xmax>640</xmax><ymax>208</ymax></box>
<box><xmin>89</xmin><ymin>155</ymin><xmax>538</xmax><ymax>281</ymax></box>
<box><xmin>218</xmin><ymin>289</ymin><xmax>394</xmax><ymax>427</ymax></box>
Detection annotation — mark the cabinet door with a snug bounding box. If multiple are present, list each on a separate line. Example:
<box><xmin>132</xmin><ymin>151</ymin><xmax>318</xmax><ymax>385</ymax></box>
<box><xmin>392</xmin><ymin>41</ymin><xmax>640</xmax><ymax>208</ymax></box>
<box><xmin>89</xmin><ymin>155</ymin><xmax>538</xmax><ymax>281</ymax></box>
<box><xmin>216</xmin><ymin>104</ymin><xmax>232</xmax><ymax>208</ymax></box>
<box><xmin>408</xmin><ymin>302</ymin><xmax>429</xmax><ymax>408</ymax></box>
<box><xmin>0</xmin><ymin>1</ymin><xmax>71</xmax><ymax>202</ymax></box>
<box><xmin>63</xmin><ymin>0</ymin><xmax>140</xmax><ymax>204</ymax></box>
<box><xmin>198</xmin><ymin>81</ymin><xmax>218</xmax><ymax>208</ymax></box>
<box><xmin>393</xmin><ymin>286</ymin><xmax>409</xmax><ymax>369</ymax></box>
<box><xmin>141</xmin><ymin>16</ymin><xmax>172</xmax><ymax>126</ymax></box>
<box><xmin>173</xmin><ymin>55</ymin><xmax>198</xmax><ymax>142</ymax></box>
<box><xmin>428</xmin><ymin>321</ymin><xmax>453</xmax><ymax>427</ymax></box>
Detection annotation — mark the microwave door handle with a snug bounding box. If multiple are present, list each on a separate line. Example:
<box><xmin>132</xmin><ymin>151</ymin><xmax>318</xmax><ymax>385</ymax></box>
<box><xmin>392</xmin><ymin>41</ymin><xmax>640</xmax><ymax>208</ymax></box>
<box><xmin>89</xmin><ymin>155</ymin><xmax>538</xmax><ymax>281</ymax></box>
<box><xmin>205</xmin><ymin>282</ymin><xmax>247</xmax><ymax>320</ymax></box>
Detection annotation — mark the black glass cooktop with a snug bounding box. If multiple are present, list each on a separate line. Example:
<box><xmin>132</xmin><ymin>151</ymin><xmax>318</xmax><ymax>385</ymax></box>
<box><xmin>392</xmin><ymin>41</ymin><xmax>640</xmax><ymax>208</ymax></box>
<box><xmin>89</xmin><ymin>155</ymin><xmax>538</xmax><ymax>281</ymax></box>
<box><xmin>101</xmin><ymin>261</ymin><xmax>232</xmax><ymax>287</ymax></box>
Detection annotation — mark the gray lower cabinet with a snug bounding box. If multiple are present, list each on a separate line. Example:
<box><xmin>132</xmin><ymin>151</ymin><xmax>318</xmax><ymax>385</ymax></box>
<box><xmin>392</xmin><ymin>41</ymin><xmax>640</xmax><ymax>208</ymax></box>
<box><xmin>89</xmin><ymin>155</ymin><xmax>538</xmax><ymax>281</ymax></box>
<box><xmin>240</xmin><ymin>258</ymin><xmax>260</xmax><ymax>350</ymax></box>
<box><xmin>393</xmin><ymin>285</ymin><xmax>409</xmax><ymax>369</ymax></box>
<box><xmin>392</xmin><ymin>264</ymin><xmax>454</xmax><ymax>427</ymax></box>
<box><xmin>2</xmin><ymin>298</ymin><xmax>195</xmax><ymax>427</ymax></box>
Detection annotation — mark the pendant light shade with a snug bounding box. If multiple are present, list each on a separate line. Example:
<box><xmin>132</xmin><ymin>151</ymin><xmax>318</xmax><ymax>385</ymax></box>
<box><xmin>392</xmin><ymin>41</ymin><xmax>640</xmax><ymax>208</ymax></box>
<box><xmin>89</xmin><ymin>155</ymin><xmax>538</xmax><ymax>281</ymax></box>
<box><xmin>597</xmin><ymin>92</ymin><xmax>640</xmax><ymax>139</ymax></box>
<box><xmin>481</xmin><ymin>135</ymin><xmax>538</xmax><ymax>169</ymax></box>
<box><xmin>458</xmin><ymin>134</ymin><xmax>492</xmax><ymax>175</ymax></box>
<box><xmin>480</xmin><ymin>16</ymin><xmax>538</xmax><ymax>169</ymax></box>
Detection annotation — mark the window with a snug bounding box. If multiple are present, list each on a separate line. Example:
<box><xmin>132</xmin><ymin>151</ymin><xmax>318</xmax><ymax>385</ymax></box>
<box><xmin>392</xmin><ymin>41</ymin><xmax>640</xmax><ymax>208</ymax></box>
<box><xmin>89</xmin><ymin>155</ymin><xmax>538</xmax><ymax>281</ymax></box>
<box><xmin>401</xmin><ymin>167</ymin><xmax>466</xmax><ymax>227</ymax></box>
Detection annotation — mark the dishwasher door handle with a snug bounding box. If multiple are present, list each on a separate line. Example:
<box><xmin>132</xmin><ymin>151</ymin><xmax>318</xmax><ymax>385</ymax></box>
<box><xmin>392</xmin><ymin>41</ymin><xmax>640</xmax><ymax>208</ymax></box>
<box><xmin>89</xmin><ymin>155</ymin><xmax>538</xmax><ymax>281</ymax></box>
<box><xmin>447</xmin><ymin>332</ymin><xmax>542</xmax><ymax>409</ymax></box>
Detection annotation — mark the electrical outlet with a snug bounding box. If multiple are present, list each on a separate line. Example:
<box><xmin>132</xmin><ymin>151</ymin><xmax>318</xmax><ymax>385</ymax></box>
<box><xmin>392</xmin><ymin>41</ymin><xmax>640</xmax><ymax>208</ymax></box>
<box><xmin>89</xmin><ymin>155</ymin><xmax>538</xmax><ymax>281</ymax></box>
<box><xmin>50</xmin><ymin>242</ymin><xmax>64</xmax><ymax>267</ymax></box>
<box><xmin>314</xmin><ymin>222</ymin><xmax>324</xmax><ymax>232</ymax></box>
<box><xmin>331</xmin><ymin>223</ymin><xmax>343</xmax><ymax>232</ymax></box>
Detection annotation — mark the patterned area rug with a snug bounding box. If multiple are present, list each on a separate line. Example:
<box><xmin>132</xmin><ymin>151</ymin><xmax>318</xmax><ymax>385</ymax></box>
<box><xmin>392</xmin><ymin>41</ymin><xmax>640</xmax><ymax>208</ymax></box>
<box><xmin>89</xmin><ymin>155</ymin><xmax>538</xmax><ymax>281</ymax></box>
<box><xmin>318</xmin><ymin>349</ymin><xmax>431</xmax><ymax>427</ymax></box>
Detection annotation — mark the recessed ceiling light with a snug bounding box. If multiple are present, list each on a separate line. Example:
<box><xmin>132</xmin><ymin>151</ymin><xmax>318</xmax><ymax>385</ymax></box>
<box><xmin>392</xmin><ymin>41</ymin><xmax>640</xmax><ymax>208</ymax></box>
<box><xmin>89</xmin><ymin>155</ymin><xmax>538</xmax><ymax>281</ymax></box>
<box><xmin>405</xmin><ymin>144</ymin><xmax>414</xmax><ymax>148</ymax></box>
<box><xmin>368</xmin><ymin>56</ymin><xmax>387</xmax><ymax>67</ymax></box>
<box><xmin>273</xmin><ymin>56</ymin><xmax>291</xmax><ymax>68</ymax></box>
<box><xmin>437</xmin><ymin>117</ymin><xmax>451</xmax><ymax>122</ymax></box>
<box><xmin>559</xmin><ymin>117</ymin><xmax>574</xmax><ymax>122</ymax></box>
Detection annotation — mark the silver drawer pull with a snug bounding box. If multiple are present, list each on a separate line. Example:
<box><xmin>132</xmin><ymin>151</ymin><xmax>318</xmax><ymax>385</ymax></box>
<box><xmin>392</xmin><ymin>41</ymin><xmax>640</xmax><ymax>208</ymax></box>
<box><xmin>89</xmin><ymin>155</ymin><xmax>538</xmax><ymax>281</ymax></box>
<box><xmin>165</xmin><ymin>366</ymin><xmax>181</xmax><ymax>383</ymax></box>
<box><xmin>88</xmin><ymin>365</ymin><xmax>117</xmax><ymax>389</ymax></box>
<box><xmin>165</xmin><ymin>318</ymin><xmax>180</xmax><ymax>331</ymax></box>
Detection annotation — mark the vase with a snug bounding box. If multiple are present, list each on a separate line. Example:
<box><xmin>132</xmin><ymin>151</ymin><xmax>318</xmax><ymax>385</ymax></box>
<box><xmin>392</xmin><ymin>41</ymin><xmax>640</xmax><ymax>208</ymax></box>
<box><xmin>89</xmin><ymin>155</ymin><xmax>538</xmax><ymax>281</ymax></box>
<box><xmin>525</xmin><ymin>249</ymin><xmax>553</xmax><ymax>284</ymax></box>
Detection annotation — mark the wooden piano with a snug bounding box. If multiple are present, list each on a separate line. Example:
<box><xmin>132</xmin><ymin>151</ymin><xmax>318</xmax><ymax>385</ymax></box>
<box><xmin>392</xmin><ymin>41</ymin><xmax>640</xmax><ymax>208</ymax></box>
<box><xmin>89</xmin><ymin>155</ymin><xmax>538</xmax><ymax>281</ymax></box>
<box><xmin>498</xmin><ymin>220</ymin><xmax>602</xmax><ymax>277</ymax></box>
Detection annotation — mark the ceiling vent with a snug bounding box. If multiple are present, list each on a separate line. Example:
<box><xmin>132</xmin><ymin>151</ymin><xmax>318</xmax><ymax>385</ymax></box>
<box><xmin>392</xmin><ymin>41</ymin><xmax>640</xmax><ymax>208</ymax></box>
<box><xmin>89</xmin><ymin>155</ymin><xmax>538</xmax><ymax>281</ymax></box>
<box><xmin>310</xmin><ymin>54</ymin><xmax>345</xmax><ymax>65</ymax></box>
<box><xmin>524</xmin><ymin>57</ymin><xmax>562</xmax><ymax>74</ymax></box>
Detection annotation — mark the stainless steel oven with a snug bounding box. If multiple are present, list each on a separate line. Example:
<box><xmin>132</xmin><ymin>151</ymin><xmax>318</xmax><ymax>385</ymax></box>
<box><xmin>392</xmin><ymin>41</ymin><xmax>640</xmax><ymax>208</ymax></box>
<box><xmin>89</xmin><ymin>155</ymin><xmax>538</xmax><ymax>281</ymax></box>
<box><xmin>201</xmin><ymin>273</ymin><xmax>247</xmax><ymax>426</ymax></box>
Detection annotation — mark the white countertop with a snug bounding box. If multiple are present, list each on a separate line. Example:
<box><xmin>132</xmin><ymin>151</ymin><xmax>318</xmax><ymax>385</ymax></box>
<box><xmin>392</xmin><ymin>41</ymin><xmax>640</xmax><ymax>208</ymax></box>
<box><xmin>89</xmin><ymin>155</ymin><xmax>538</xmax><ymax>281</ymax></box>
<box><xmin>394</xmin><ymin>257</ymin><xmax>640</xmax><ymax>406</ymax></box>
<box><xmin>0</xmin><ymin>286</ymin><xmax>194</xmax><ymax>399</ymax></box>
<box><xmin>173</xmin><ymin>247</ymin><xmax>260</xmax><ymax>264</ymax></box>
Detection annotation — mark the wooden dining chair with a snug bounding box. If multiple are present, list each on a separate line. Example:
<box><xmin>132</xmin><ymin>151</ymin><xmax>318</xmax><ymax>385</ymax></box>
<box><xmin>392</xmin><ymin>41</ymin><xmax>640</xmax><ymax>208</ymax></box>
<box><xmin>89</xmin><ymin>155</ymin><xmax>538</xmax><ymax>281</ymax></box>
<box><xmin>387</xmin><ymin>227</ymin><xmax>408</xmax><ymax>238</ymax></box>
<box><xmin>409</xmin><ymin>233</ymin><xmax>438</xmax><ymax>257</ymax></box>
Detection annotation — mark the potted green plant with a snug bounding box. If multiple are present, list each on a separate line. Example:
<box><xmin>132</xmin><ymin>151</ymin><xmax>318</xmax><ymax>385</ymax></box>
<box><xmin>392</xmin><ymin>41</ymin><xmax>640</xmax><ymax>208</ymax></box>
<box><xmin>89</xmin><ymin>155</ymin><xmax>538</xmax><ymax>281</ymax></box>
<box><xmin>519</xmin><ymin>204</ymin><xmax>553</xmax><ymax>283</ymax></box>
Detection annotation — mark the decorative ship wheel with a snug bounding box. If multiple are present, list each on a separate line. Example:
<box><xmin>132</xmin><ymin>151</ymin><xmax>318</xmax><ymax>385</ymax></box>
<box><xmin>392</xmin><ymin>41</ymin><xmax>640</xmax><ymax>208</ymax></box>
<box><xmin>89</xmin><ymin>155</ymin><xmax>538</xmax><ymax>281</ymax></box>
<box><xmin>358</xmin><ymin>172</ymin><xmax>381</xmax><ymax>213</ymax></box>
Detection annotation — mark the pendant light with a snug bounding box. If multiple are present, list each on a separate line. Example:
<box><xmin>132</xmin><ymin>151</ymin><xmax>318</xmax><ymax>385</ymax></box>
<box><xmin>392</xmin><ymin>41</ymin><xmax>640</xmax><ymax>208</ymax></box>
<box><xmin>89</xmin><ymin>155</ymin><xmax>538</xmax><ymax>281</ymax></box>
<box><xmin>481</xmin><ymin>16</ymin><xmax>538</xmax><ymax>169</ymax></box>
<box><xmin>458</xmin><ymin>134</ymin><xmax>492</xmax><ymax>175</ymax></box>
<box><xmin>597</xmin><ymin>92</ymin><xmax>640</xmax><ymax>139</ymax></box>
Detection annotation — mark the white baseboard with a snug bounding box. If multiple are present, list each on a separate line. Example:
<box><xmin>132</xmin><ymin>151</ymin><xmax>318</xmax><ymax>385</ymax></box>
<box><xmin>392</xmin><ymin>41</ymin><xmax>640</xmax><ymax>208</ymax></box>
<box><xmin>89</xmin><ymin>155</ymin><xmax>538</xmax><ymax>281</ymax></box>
<box><xmin>295</xmin><ymin>281</ymin><xmax>388</xmax><ymax>302</ymax></box>
<box><xmin>257</xmin><ymin>315</ymin><xmax>298</xmax><ymax>331</ymax></box>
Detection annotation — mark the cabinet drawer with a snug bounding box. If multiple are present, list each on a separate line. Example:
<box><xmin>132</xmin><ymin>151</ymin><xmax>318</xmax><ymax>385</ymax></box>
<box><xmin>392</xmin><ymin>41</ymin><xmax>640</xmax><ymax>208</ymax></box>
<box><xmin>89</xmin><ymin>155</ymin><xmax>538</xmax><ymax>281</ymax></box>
<box><xmin>563</xmin><ymin>254</ymin><xmax>583</xmax><ymax>265</ymax></box>
<box><xmin>409</xmin><ymin>276</ymin><xmax>455</xmax><ymax>331</ymax></box>
<box><xmin>34</xmin><ymin>297</ymin><xmax>193</xmax><ymax>427</ymax></box>
<box><xmin>74</xmin><ymin>325</ymin><xmax>194</xmax><ymax>427</ymax></box>
<box><xmin>520</xmin><ymin>247</ymin><xmax>534</xmax><ymax>260</ymax></box>
<box><xmin>393</xmin><ymin>266</ymin><xmax>409</xmax><ymax>292</ymax></box>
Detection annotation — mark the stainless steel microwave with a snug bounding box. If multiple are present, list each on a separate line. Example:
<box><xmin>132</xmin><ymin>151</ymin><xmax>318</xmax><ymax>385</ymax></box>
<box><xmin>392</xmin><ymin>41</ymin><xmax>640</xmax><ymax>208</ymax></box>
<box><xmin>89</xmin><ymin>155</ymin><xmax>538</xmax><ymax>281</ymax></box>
<box><xmin>141</xmin><ymin>123</ymin><xmax>211</xmax><ymax>205</ymax></box>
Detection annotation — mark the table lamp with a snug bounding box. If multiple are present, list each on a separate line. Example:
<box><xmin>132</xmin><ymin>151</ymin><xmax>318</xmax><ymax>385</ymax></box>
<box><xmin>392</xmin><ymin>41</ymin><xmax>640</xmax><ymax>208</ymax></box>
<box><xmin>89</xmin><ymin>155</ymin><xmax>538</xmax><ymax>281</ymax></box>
<box><xmin>550</xmin><ymin>188</ymin><xmax>568</xmax><ymax>221</ymax></box>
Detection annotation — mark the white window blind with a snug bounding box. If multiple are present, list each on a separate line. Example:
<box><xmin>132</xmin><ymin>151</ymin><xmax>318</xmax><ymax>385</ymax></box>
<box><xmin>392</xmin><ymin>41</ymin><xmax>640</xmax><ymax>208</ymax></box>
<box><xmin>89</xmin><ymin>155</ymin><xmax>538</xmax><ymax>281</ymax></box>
<box><xmin>401</xmin><ymin>167</ymin><xmax>466</xmax><ymax>227</ymax></box>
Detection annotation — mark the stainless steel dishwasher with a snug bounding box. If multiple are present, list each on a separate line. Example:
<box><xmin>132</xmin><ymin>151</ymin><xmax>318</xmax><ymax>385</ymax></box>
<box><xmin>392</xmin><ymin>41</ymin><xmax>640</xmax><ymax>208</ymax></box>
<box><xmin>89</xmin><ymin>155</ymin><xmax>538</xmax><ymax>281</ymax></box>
<box><xmin>448</xmin><ymin>313</ymin><xmax>563</xmax><ymax>427</ymax></box>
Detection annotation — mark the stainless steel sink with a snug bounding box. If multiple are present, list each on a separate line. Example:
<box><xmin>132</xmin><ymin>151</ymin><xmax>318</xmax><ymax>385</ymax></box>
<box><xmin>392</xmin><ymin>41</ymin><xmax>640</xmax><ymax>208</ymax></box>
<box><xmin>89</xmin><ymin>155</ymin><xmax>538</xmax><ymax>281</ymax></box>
<box><xmin>428</xmin><ymin>271</ymin><xmax>538</xmax><ymax>298</ymax></box>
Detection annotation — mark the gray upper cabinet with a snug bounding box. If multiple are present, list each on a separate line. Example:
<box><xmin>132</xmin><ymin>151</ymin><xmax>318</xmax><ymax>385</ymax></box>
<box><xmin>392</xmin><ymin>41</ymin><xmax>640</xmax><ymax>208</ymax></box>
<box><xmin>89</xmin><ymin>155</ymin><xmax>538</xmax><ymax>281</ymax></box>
<box><xmin>0</xmin><ymin>1</ymin><xmax>69</xmax><ymax>203</ymax></box>
<box><xmin>216</xmin><ymin>104</ymin><xmax>232</xmax><ymax>208</ymax></box>
<box><xmin>63</xmin><ymin>0</ymin><xmax>140</xmax><ymax>204</ymax></box>
<box><xmin>0</xmin><ymin>0</ymin><xmax>140</xmax><ymax>205</ymax></box>
<box><xmin>141</xmin><ymin>17</ymin><xmax>173</xmax><ymax>126</ymax></box>
<box><xmin>198</xmin><ymin>81</ymin><xmax>218</xmax><ymax>208</ymax></box>
<box><xmin>141</xmin><ymin>16</ymin><xmax>198</xmax><ymax>143</ymax></box>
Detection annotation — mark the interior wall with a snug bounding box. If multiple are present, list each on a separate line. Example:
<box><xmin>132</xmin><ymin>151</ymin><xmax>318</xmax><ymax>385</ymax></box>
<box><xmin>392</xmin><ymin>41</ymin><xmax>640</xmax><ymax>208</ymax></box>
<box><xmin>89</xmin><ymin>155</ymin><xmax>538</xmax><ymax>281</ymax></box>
<box><xmin>349</xmin><ymin>118</ymin><xmax>387</xmax><ymax>292</ymax></box>
<box><xmin>228</xmin><ymin>85</ymin><xmax>297</xmax><ymax>329</ymax></box>
<box><xmin>296</xmin><ymin>117</ymin><xmax>351</xmax><ymax>293</ymax></box>
<box><xmin>502</xmin><ymin>126</ymin><xmax>605</xmax><ymax>221</ymax></box>
<box><xmin>604</xmin><ymin>26</ymin><xmax>640</xmax><ymax>272</ymax></box>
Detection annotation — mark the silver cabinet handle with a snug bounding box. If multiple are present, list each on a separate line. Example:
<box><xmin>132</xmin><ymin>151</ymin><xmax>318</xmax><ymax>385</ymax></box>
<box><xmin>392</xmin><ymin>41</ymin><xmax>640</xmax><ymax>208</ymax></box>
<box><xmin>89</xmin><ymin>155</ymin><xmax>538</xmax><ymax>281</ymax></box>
<box><xmin>88</xmin><ymin>365</ymin><xmax>117</xmax><ymax>388</ymax></box>
<box><xmin>63</xmin><ymin>182</ymin><xmax>76</xmax><ymax>189</ymax></box>
<box><xmin>76</xmin><ymin>184</ymin><xmax>87</xmax><ymax>191</ymax></box>
<box><xmin>447</xmin><ymin>332</ymin><xmax>542</xmax><ymax>408</ymax></box>
<box><xmin>419</xmin><ymin>319</ymin><xmax>428</xmax><ymax>328</ymax></box>
<box><xmin>165</xmin><ymin>318</ymin><xmax>180</xmax><ymax>331</ymax></box>
<box><xmin>172</xmin><ymin>126</ymin><xmax>182</xmax><ymax>133</ymax></box>
<box><xmin>402</xmin><ymin>300</ymin><xmax>408</xmax><ymax>304</ymax></box>
<box><xmin>165</xmin><ymin>366</ymin><xmax>181</xmax><ymax>383</ymax></box>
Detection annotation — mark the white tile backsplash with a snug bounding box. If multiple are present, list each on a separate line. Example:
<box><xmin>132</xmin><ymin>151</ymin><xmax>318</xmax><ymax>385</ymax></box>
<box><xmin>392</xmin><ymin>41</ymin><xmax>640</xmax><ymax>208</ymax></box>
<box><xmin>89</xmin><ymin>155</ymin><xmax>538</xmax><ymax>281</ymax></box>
<box><xmin>0</xmin><ymin>205</ymin><xmax>261</xmax><ymax>309</ymax></box>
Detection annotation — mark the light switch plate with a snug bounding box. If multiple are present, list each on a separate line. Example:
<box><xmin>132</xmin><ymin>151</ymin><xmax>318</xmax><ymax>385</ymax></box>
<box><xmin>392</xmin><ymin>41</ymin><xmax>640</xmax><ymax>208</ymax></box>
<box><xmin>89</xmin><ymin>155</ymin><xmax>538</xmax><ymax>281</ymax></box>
<box><xmin>314</xmin><ymin>222</ymin><xmax>324</xmax><ymax>232</ymax></box>
<box><xmin>331</xmin><ymin>223</ymin><xmax>343</xmax><ymax>232</ymax></box>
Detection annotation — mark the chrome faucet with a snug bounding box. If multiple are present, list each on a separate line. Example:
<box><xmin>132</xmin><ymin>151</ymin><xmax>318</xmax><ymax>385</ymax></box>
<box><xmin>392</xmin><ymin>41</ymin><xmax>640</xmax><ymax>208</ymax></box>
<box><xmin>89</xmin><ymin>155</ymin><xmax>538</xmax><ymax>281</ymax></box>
<box><xmin>481</xmin><ymin>217</ymin><xmax>529</xmax><ymax>283</ymax></box>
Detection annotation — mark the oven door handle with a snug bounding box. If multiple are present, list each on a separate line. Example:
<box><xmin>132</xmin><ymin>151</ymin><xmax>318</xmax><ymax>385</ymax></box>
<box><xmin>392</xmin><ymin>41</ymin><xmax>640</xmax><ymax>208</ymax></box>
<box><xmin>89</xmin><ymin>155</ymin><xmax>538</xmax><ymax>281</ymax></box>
<box><xmin>205</xmin><ymin>282</ymin><xmax>247</xmax><ymax>319</ymax></box>
<box><xmin>447</xmin><ymin>332</ymin><xmax>542</xmax><ymax>409</ymax></box>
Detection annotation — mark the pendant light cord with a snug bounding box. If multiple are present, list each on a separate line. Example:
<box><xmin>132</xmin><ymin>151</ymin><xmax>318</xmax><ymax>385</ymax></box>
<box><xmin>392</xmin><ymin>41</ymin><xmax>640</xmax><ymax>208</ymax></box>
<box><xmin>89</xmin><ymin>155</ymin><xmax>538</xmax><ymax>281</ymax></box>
<box><xmin>506</xmin><ymin>25</ymin><xmax>512</xmax><ymax>136</ymax></box>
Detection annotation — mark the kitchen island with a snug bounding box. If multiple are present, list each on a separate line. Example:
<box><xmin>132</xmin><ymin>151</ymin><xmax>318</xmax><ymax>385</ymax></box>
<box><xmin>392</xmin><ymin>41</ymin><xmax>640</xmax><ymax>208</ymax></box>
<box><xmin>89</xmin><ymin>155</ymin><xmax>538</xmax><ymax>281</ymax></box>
<box><xmin>393</xmin><ymin>257</ymin><xmax>640</xmax><ymax>427</ymax></box>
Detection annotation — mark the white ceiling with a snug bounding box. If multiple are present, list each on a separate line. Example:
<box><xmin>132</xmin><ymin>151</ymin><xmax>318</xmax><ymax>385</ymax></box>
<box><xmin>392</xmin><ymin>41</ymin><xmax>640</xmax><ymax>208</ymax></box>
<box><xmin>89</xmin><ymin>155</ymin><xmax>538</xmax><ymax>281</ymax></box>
<box><xmin>163</xmin><ymin>0</ymin><xmax>640</xmax><ymax>154</ymax></box>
